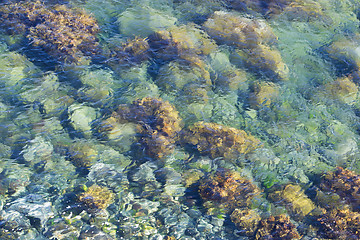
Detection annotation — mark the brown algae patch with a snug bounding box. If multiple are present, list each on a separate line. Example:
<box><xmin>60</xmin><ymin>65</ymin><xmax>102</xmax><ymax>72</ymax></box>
<box><xmin>78</xmin><ymin>184</ymin><xmax>115</xmax><ymax>209</ymax></box>
<box><xmin>199</xmin><ymin>168</ymin><xmax>260</xmax><ymax>213</ymax></box>
<box><xmin>0</xmin><ymin>1</ymin><xmax>100</xmax><ymax>64</ymax></box>
<box><xmin>100</xmin><ymin>97</ymin><xmax>183</xmax><ymax>159</ymax></box>
<box><xmin>182</xmin><ymin>121</ymin><xmax>261</xmax><ymax>159</ymax></box>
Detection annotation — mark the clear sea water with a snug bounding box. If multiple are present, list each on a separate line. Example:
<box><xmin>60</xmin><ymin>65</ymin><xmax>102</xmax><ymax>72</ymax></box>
<box><xmin>1</xmin><ymin>0</ymin><xmax>360</xmax><ymax>239</ymax></box>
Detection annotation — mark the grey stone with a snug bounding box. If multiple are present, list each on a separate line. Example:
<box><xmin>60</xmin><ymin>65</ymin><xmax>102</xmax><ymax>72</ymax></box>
<box><xmin>8</xmin><ymin>194</ymin><xmax>53</xmax><ymax>227</ymax></box>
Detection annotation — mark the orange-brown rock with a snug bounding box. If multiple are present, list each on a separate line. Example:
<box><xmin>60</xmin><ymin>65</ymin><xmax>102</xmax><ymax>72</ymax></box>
<box><xmin>108</xmin><ymin>37</ymin><xmax>150</xmax><ymax>68</ymax></box>
<box><xmin>231</xmin><ymin>208</ymin><xmax>262</xmax><ymax>236</ymax></box>
<box><xmin>249</xmin><ymin>81</ymin><xmax>280</xmax><ymax>109</ymax></box>
<box><xmin>79</xmin><ymin>184</ymin><xmax>115</xmax><ymax>209</ymax></box>
<box><xmin>268</xmin><ymin>184</ymin><xmax>316</xmax><ymax>220</ymax></box>
<box><xmin>116</xmin><ymin>97</ymin><xmax>182</xmax><ymax>138</ymax></box>
<box><xmin>320</xmin><ymin>167</ymin><xmax>360</xmax><ymax>211</ymax></box>
<box><xmin>317</xmin><ymin>208</ymin><xmax>360</xmax><ymax>239</ymax></box>
<box><xmin>0</xmin><ymin>1</ymin><xmax>100</xmax><ymax>64</ymax></box>
<box><xmin>255</xmin><ymin>214</ymin><xmax>301</xmax><ymax>240</ymax></box>
<box><xmin>203</xmin><ymin>11</ymin><xmax>277</xmax><ymax>49</ymax></box>
<box><xmin>103</xmin><ymin>97</ymin><xmax>182</xmax><ymax>158</ymax></box>
<box><xmin>182</xmin><ymin>121</ymin><xmax>261</xmax><ymax>159</ymax></box>
<box><xmin>199</xmin><ymin>168</ymin><xmax>260</xmax><ymax>212</ymax></box>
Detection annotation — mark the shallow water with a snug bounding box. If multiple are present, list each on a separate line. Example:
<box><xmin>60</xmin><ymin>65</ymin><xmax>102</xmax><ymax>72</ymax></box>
<box><xmin>0</xmin><ymin>0</ymin><xmax>360</xmax><ymax>239</ymax></box>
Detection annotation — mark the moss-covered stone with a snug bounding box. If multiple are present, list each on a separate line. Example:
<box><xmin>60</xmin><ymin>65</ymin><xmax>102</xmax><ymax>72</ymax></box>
<box><xmin>323</xmin><ymin>76</ymin><xmax>358</xmax><ymax>105</ymax></box>
<box><xmin>79</xmin><ymin>184</ymin><xmax>115</xmax><ymax>209</ymax></box>
<box><xmin>231</xmin><ymin>45</ymin><xmax>289</xmax><ymax>81</ymax></box>
<box><xmin>107</xmin><ymin>37</ymin><xmax>150</xmax><ymax>70</ymax></box>
<box><xmin>68</xmin><ymin>141</ymin><xmax>98</xmax><ymax>169</ymax></box>
<box><xmin>102</xmin><ymin>97</ymin><xmax>183</xmax><ymax>159</ymax></box>
<box><xmin>203</xmin><ymin>11</ymin><xmax>277</xmax><ymax>49</ymax></box>
<box><xmin>268</xmin><ymin>184</ymin><xmax>316</xmax><ymax>220</ymax></box>
<box><xmin>182</xmin><ymin>121</ymin><xmax>261</xmax><ymax>159</ymax></box>
<box><xmin>0</xmin><ymin>1</ymin><xmax>100</xmax><ymax>65</ymax></box>
<box><xmin>255</xmin><ymin>214</ymin><xmax>301</xmax><ymax>240</ymax></box>
<box><xmin>249</xmin><ymin>81</ymin><xmax>280</xmax><ymax>109</ymax></box>
<box><xmin>199</xmin><ymin>168</ymin><xmax>261</xmax><ymax>213</ymax></box>
<box><xmin>231</xmin><ymin>208</ymin><xmax>262</xmax><ymax>236</ymax></box>
<box><xmin>320</xmin><ymin>167</ymin><xmax>360</xmax><ymax>211</ymax></box>
<box><xmin>316</xmin><ymin>208</ymin><xmax>360</xmax><ymax>239</ymax></box>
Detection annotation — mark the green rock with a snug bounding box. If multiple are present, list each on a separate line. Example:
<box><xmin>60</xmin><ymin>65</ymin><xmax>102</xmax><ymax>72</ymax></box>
<box><xmin>68</xmin><ymin>104</ymin><xmax>98</xmax><ymax>138</ymax></box>
<box><xmin>118</xmin><ymin>5</ymin><xmax>176</xmax><ymax>38</ymax></box>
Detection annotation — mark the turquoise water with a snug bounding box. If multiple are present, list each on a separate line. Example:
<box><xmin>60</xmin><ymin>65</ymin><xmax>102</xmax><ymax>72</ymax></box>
<box><xmin>0</xmin><ymin>0</ymin><xmax>360</xmax><ymax>239</ymax></box>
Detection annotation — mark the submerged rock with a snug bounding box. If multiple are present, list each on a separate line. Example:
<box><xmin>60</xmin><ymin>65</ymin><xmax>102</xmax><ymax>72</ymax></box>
<box><xmin>88</xmin><ymin>163</ymin><xmax>129</xmax><ymax>193</ymax></box>
<box><xmin>231</xmin><ymin>208</ymin><xmax>262</xmax><ymax>237</ymax></box>
<box><xmin>323</xmin><ymin>76</ymin><xmax>358</xmax><ymax>105</ymax></box>
<box><xmin>203</xmin><ymin>11</ymin><xmax>277</xmax><ymax>49</ymax></box>
<box><xmin>7</xmin><ymin>194</ymin><xmax>53</xmax><ymax>228</ymax></box>
<box><xmin>248</xmin><ymin>81</ymin><xmax>280</xmax><ymax>109</ymax></box>
<box><xmin>320</xmin><ymin>167</ymin><xmax>360</xmax><ymax>211</ymax></box>
<box><xmin>21</xmin><ymin>136</ymin><xmax>53</xmax><ymax>167</ymax></box>
<box><xmin>68</xmin><ymin>103</ymin><xmax>98</xmax><ymax>138</ymax></box>
<box><xmin>182</xmin><ymin>121</ymin><xmax>261</xmax><ymax>159</ymax></box>
<box><xmin>79</xmin><ymin>225</ymin><xmax>113</xmax><ymax>240</ymax></box>
<box><xmin>78</xmin><ymin>184</ymin><xmax>115</xmax><ymax>210</ymax></box>
<box><xmin>231</xmin><ymin>44</ymin><xmax>289</xmax><ymax>81</ymax></box>
<box><xmin>107</xmin><ymin>36</ymin><xmax>150</xmax><ymax>72</ymax></box>
<box><xmin>0</xmin><ymin>50</ymin><xmax>37</xmax><ymax>87</ymax></box>
<box><xmin>118</xmin><ymin>5</ymin><xmax>177</xmax><ymax>38</ymax></box>
<box><xmin>44</xmin><ymin>217</ymin><xmax>81</xmax><ymax>240</ymax></box>
<box><xmin>322</xmin><ymin>36</ymin><xmax>360</xmax><ymax>76</ymax></box>
<box><xmin>226</xmin><ymin>0</ymin><xmax>327</xmax><ymax>22</ymax></box>
<box><xmin>255</xmin><ymin>214</ymin><xmax>301</xmax><ymax>240</ymax></box>
<box><xmin>0</xmin><ymin>1</ymin><xmax>100</xmax><ymax>65</ymax></box>
<box><xmin>199</xmin><ymin>168</ymin><xmax>261</xmax><ymax>213</ymax></box>
<box><xmin>316</xmin><ymin>207</ymin><xmax>360</xmax><ymax>239</ymax></box>
<box><xmin>68</xmin><ymin>140</ymin><xmax>98</xmax><ymax>169</ymax></box>
<box><xmin>77</xmin><ymin>68</ymin><xmax>117</xmax><ymax>104</ymax></box>
<box><xmin>214</xmin><ymin>66</ymin><xmax>248</xmax><ymax>92</ymax></box>
<box><xmin>203</xmin><ymin>11</ymin><xmax>289</xmax><ymax>80</ymax></box>
<box><xmin>268</xmin><ymin>184</ymin><xmax>316</xmax><ymax>220</ymax></box>
<box><xmin>0</xmin><ymin>210</ymin><xmax>31</xmax><ymax>239</ymax></box>
<box><xmin>97</xmin><ymin>116</ymin><xmax>137</xmax><ymax>152</ymax></box>
<box><xmin>150</xmin><ymin>23</ymin><xmax>217</xmax><ymax>60</ymax></box>
<box><xmin>182</xmin><ymin>169</ymin><xmax>204</xmax><ymax>187</ymax></box>
<box><xmin>20</xmin><ymin>72</ymin><xmax>74</xmax><ymax>117</ymax></box>
<box><xmin>103</xmin><ymin>97</ymin><xmax>183</xmax><ymax>159</ymax></box>
<box><xmin>155</xmin><ymin>60</ymin><xmax>211</xmax><ymax>95</ymax></box>
<box><xmin>275</xmin><ymin>0</ymin><xmax>328</xmax><ymax>22</ymax></box>
<box><xmin>0</xmin><ymin>168</ymin><xmax>29</xmax><ymax>198</ymax></box>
